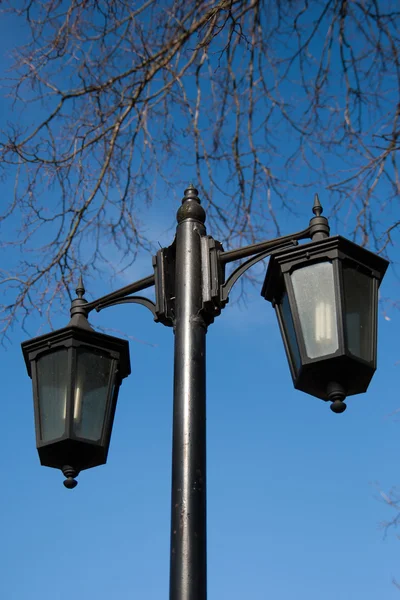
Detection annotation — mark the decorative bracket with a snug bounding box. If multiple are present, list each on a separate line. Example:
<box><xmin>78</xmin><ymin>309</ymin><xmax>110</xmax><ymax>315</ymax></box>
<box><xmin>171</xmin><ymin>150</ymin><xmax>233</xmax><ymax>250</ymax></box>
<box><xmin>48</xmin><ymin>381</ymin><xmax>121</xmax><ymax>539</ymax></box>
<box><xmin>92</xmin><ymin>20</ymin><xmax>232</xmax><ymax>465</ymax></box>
<box><xmin>220</xmin><ymin>240</ymin><xmax>299</xmax><ymax>307</ymax></box>
<box><xmin>81</xmin><ymin>217</ymin><xmax>313</xmax><ymax>327</ymax></box>
<box><xmin>94</xmin><ymin>295</ymin><xmax>157</xmax><ymax>319</ymax></box>
<box><xmin>152</xmin><ymin>236</ymin><xmax>226</xmax><ymax>327</ymax></box>
<box><xmin>153</xmin><ymin>244</ymin><xmax>176</xmax><ymax>327</ymax></box>
<box><xmin>200</xmin><ymin>236</ymin><xmax>225</xmax><ymax>323</ymax></box>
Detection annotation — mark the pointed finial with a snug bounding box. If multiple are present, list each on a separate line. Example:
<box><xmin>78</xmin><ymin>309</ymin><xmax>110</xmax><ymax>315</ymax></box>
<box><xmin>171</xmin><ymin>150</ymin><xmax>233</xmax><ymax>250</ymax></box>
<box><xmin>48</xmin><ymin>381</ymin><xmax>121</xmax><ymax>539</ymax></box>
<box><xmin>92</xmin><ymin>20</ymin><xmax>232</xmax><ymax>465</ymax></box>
<box><xmin>309</xmin><ymin>193</ymin><xmax>330</xmax><ymax>240</ymax></box>
<box><xmin>68</xmin><ymin>275</ymin><xmax>93</xmax><ymax>330</ymax></box>
<box><xmin>312</xmin><ymin>193</ymin><xmax>323</xmax><ymax>217</ymax></box>
<box><xmin>76</xmin><ymin>274</ymin><xmax>85</xmax><ymax>299</ymax></box>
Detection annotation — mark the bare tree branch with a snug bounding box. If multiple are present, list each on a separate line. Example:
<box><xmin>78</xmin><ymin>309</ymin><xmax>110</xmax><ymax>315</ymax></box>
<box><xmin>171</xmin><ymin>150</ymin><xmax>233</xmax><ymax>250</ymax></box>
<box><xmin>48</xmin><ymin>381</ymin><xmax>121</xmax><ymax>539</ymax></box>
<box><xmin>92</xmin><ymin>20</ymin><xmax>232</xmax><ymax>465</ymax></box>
<box><xmin>0</xmin><ymin>0</ymin><xmax>398</xmax><ymax>335</ymax></box>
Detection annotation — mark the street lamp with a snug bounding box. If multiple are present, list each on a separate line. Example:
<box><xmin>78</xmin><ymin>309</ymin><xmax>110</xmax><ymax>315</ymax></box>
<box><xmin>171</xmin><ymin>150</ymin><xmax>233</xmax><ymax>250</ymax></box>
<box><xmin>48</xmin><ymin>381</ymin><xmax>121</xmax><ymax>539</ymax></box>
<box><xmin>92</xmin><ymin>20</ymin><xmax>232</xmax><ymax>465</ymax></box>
<box><xmin>21</xmin><ymin>186</ymin><xmax>388</xmax><ymax>600</ymax></box>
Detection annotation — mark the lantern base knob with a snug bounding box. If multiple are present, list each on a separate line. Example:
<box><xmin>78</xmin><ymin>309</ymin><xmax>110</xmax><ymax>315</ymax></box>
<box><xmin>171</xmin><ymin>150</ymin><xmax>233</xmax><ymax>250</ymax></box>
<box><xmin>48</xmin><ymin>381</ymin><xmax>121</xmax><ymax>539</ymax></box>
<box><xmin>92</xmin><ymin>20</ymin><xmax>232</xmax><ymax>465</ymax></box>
<box><xmin>327</xmin><ymin>382</ymin><xmax>347</xmax><ymax>414</ymax></box>
<box><xmin>62</xmin><ymin>465</ymin><xmax>78</xmax><ymax>489</ymax></box>
<box><xmin>330</xmin><ymin>399</ymin><xmax>347</xmax><ymax>414</ymax></box>
<box><xmin>63</xmin><ymin>477</ymin><xmax>78</xmax><ymax>489</ymax></box>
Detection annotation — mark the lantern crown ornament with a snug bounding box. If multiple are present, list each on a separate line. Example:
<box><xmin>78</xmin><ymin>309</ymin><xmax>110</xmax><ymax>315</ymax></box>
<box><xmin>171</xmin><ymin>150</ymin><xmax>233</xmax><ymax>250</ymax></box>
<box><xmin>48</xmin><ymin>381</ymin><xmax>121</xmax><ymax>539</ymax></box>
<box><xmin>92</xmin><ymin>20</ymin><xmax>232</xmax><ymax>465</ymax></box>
<box><xmin>262</xmin><ymin>198</ymin><xmax>388</xmax><ymax>413</ymax></box>
<box><xmin>22</xmin><ymin>278</ymin><xmax>131</xmax><ymax>488</ymax></box>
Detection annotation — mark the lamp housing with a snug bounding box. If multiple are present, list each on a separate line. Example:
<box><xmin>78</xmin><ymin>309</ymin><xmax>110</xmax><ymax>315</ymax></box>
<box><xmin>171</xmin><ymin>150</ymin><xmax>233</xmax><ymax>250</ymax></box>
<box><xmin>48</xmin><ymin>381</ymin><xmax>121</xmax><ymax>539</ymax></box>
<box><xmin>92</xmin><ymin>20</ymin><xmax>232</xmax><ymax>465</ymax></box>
<box><xmin>261</xmin><ymin>235</ymin><xmax>388</xmax><ymax>411</ymax></box>
<box><xmin>22</xmin><ymin>324</ymin><xmax>130</xmax><ymax>486</ymax></box>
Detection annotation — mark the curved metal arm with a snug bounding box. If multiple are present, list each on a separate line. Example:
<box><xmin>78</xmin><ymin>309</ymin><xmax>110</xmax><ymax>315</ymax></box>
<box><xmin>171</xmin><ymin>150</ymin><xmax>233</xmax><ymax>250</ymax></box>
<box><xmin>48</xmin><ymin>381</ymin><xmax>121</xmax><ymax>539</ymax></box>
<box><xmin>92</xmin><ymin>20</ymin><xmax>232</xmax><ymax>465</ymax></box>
<box><xmin>220</xmin><ymin>240</ymin><xmax>299</xmax><ymax>305</ymax></box>
<box><xmin>84</xmin><ymin>273</ymin><xmax>155</xmax><ymax>314</ymax></box>
<box><xmin>94</xmin><ymin>295</ymin><xmax>157</xmax><ymax>319</ymax></box>
<box><xmin>219</xmin><ymin>226</ymin><xmax>310</xmax><ymax>264</ymax></box>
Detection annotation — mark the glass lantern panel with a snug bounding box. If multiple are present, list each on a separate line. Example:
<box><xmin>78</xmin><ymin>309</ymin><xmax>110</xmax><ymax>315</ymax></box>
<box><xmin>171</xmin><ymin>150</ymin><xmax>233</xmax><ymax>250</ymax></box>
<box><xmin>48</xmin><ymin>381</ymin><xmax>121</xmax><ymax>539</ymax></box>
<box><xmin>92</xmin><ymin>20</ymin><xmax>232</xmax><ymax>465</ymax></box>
<box><xmin>280</xmin><ymin>291</ymin><xmax>301</xmax><ymax>373</ymax></box>
<box><xmin>343</xmin><ymin>265</ymin><xmax>374</xmax><ymax>362</ymax></box>
<box><xmin>37</xmin><ymin>349</ymin><xmax>69</xmax><ymax>442</ymax></box>
<box><xmin>73</xmin><ymin>348</ymin><xmax>113</xmax><ymax>442</ymax></box>
<box><xmin>291</xmin><ymin>261</ymin><xmax>339</xmax><ymax>359</ymax></box>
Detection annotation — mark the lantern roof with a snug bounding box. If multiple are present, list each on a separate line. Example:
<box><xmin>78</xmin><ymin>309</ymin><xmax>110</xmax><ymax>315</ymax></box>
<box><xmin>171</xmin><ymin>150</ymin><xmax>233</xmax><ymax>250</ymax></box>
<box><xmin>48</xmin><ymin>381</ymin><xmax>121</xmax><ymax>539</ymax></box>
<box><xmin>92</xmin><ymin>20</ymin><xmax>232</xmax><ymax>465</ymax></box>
<box><xmin>22</xmin><ymin>275</ymin><xmax>131</xmax><ymax>379</ymax></box>
<box><xmin>22</xmin><ymin>325</ymin><xmax>131</xmax><ymax>380</ymax></box>
<box><xmin>262</xmin><ymin>235</ymin><xmax>389</xmax><ymax>303</ymax></box>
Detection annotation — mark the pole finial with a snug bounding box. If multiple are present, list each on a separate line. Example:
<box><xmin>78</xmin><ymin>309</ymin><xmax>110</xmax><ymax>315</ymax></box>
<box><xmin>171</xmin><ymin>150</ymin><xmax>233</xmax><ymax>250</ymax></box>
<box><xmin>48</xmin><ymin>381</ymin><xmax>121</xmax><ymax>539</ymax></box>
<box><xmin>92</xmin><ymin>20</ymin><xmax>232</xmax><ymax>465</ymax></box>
<box><xmin>177</xmin><ymin>183</ymin><xmax>206</xmax><ymax>224</ymax></box>
<box><xmin>312</xmin><ymin>193</ymin><xmax>323</xmax><ymax>217</ymax></box>
<box><xmin>182</xmin><ymin>184</ymin><xmax>200</xmax><ymax>204</ymax></box>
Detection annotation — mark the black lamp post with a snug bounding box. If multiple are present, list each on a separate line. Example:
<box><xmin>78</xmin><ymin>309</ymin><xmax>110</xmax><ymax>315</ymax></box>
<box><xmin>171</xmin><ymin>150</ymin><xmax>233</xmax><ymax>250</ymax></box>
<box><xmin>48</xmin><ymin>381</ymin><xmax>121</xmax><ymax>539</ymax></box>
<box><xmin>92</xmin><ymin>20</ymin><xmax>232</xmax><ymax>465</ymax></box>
<box><xmin>22</xmin><ymin>187</ymin><xmax>388</xmax><ymax>600</ymax></box>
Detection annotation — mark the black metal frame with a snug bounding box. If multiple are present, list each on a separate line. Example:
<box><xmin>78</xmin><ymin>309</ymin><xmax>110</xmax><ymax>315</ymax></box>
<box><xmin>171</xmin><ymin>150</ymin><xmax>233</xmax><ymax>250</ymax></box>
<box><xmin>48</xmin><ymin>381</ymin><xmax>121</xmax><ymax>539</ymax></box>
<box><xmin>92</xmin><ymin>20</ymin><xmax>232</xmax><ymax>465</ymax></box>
<box><xmin>21</xmin><ymin>188</ymin><xmax>388</xmax><ymax>600</ymax></box>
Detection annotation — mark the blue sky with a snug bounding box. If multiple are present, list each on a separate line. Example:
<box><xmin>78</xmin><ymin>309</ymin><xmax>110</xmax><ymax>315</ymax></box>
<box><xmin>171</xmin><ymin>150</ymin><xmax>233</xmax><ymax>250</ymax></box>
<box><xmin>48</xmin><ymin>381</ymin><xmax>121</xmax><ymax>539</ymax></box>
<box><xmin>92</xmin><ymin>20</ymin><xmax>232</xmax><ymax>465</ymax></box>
<box><xmin>2</xmin><ymin>250</ymin><xmax>400</xmax><ymax>600</ymax></box>
<box><xmin>1</xmin><ymin>5</ymin><xmax>400</xmax><ymax>600</ymax></box>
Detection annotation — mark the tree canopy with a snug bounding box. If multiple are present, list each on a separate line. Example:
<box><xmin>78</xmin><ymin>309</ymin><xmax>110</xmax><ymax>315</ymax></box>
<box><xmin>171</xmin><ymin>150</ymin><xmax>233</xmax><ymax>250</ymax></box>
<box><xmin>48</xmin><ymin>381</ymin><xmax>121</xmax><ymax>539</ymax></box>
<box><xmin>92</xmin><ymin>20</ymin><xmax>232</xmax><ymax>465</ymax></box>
<box><xmin>0</xmin><ymin>0</ymin><xmax>399</xmax><ymax>336</ymax></box>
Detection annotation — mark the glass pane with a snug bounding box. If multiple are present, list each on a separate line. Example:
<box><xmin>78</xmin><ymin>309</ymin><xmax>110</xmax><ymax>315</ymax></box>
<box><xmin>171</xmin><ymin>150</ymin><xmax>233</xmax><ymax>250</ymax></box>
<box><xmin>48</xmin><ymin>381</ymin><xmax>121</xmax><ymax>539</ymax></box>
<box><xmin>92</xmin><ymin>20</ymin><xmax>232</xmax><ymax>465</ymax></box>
<box><xmin>280</xmin><ymin>291</ymin><xmax>301</xmax><ymax>373</ymax></box>
<box><xmin>291</xmin><ymin>261</ymin><xmax>339</xmax><ymax>359</ymax></box>
<box><xmin>343</xmin><ymin>265</ymin><xmax>373</xmax><ymax>361</ymax></box>
<box><xmin>37</xmin><ymin>349</ymin><xmax>69</xmax><ymax>442</ymax></box>
<box><xmin>73</xmin><ymin>349</ymin><xmax>113</xmax><ymax>442</ymax></box>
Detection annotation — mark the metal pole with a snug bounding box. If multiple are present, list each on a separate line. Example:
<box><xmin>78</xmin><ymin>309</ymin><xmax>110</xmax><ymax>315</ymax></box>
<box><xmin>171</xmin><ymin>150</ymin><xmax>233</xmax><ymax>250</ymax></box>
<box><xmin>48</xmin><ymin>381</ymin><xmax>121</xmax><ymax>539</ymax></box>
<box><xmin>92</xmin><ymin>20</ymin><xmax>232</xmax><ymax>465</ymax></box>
<box><xmin>170</xmin><ymin>185</ymin><xmax>207</xmax><ymax>600</ymax></box>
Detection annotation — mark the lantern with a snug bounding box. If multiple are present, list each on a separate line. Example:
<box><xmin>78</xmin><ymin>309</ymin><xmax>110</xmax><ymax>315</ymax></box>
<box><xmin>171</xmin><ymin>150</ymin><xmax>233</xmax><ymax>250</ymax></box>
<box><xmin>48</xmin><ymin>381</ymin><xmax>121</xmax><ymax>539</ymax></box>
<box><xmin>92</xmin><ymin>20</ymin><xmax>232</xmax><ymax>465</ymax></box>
<box><xmin>262</xmin><ymin>236</ymin><xmax>388</xmax><ymax>412</ymax></box>
<box><xmin>22</xmin><ymin>281</ymin><xmax>130</xmax><ymax>487</ymax></box>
